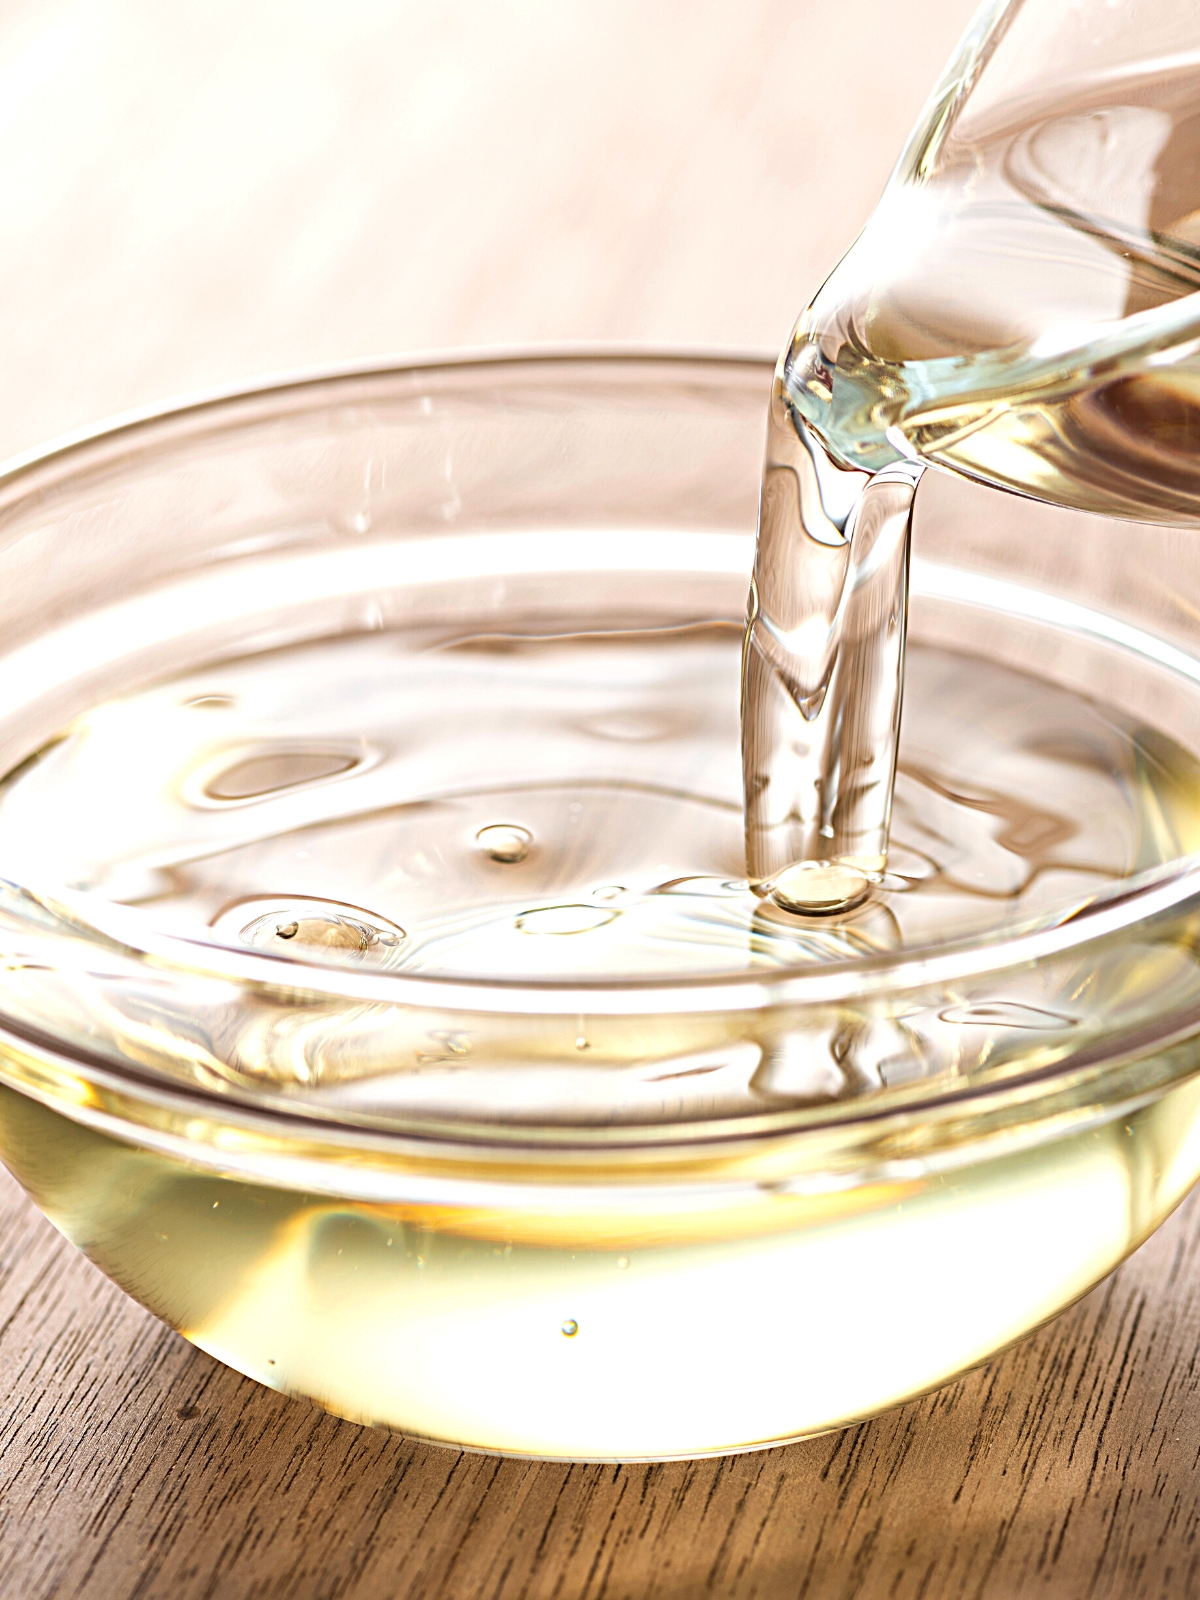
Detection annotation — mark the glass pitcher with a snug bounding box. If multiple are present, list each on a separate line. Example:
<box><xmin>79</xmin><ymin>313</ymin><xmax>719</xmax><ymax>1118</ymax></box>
<box><xmin>744</xmin><ymin>0</ymin><xmax>1200</xmax><ymax>889</ymax></box>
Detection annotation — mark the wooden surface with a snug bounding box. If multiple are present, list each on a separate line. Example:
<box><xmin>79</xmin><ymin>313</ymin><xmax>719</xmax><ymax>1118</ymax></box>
<box><xmin>4</xmin><ymin>1163</ymin><xmax>1200</xmax><ymax>1599</ymax></box>
<box><xmin>10</xmin><ymin>1</ymin><xmax>1198</xmax><ymax>1596</ymax></box>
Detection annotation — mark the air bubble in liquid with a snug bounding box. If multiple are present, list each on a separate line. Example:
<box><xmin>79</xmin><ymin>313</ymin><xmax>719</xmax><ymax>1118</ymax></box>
<box><xmin>475</xmin><ymin>823</ymin><xmax>532</xmax><ymax>863</ymax></box>
<box><xmin>561</xmin><ymin>1319</ymin><xmax>579</xmax><ymax>1338</ymax></box>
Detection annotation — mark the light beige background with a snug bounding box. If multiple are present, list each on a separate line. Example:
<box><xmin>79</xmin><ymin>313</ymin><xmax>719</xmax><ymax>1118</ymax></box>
<box><xmin>0</xmin><ymin>0</ymin><xmax>976</xmax><ymax>460</ymax></box>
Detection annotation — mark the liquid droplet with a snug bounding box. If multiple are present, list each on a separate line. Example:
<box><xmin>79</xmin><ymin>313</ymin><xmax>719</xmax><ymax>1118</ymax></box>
<box><xmin>515</xmin><ymin>904</ymin><xmax>619</xmax><ymax>936</ymax></box>
<box><xmin>475</xmin><ymin>823</ymin><xmax>532</xmax><ymax>863</ymax></box>
<box><xmin>561</xmin><ymin>1319</ymin><xmax>579</xmax><ymax>1338</ymax></box>
<box><xmin>768</xmin><ymin>861</ymin><xmax>871</xmax><ymax>916</ymax></box>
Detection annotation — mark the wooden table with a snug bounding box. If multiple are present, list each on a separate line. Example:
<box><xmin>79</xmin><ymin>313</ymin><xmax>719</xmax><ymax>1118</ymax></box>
<box><xmin>6</xmin><ymin>1</ymin><xmax>1198</xmax><ymax>1595</ymax></box>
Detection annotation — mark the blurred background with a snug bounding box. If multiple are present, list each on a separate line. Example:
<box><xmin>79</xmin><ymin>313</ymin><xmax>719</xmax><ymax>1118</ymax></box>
<box><xmin>0</xmin><ymin>0</ymin><xmax>977</xmax><ymax>461</ymax></box>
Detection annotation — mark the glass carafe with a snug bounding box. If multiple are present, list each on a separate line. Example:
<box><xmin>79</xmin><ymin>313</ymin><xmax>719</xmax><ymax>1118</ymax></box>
<box><xmin>744</xmin><ymin>0</ymin><xmax>1200</xmax><ymax>890</ymax></box>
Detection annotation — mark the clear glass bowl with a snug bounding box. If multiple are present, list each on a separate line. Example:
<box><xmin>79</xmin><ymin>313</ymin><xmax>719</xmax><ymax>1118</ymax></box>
<box><xmin>1</xmin><ymin>353</ymin><xmax>1200</xmax><ymax>1461</ymax></box>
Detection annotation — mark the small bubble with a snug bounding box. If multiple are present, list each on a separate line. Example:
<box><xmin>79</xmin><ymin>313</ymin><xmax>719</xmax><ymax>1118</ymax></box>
<box><xmin>592</xmin><ymin>884</ymin><xmax>626</xmax><ymax>902</ymax></box>
<box><xmin>616</xmin><ymin>1257</ymin><xmax>629</xmax><ymax>1270</ymax></box>
<box><xmin>768</xmin><ymin>861</ymin><xmax>871</xmax><ymax>916</ymax></box>
<box><xmin>424</xmin><ymin>1029</ymin><xmax>471</xmax><ymax>1058</ymax></box>
<box><xmin>574</xmin><ymin>1036</ymin><xmax>590</xmax><ymax>1051</ymax></box>
<box><xmin>561</xmin><ymin>1319</ymin><xmax>579</xmax><ymax>1338</ymax></box>
<box><xmin>475</xmin><ymin>823</ymin><xmax>532</xmax><ymax>863</ymax></box>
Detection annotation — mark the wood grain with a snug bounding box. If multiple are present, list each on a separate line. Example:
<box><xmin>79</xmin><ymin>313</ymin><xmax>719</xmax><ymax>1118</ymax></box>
<box><xmin>4</xmin><ymin>1160</ymin><xmax>1200</xmax><ymax>1599</ymax></box>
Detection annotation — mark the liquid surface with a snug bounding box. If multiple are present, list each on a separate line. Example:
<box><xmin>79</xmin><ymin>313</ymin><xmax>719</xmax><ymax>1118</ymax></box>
<box><xmin>2</xmin><ymin>622</ymin><xmax>1199</xmax><ymax>985</ymax></box>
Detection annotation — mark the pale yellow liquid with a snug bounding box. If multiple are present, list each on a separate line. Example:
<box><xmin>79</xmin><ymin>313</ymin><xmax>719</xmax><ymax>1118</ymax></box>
<box><xmin>4</xmin><ymin>1054</ymin><xmax>1200</xmax><ymax>1459</ymax></box>
<box><xmin>2</xmin><ymin>596</ymin><xmax>1200</xmax><ymax>1454</ymax></box>
<box><xmin>3</xmin><ymin>628</ymin><xmax>1199</xmax><ymax>977</ymax></box>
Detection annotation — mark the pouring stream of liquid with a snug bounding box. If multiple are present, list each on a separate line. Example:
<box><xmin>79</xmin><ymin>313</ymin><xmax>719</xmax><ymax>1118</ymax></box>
<box><xmin>741</xmin><ymin>386</ymin><xmax>920</xmax><ymax>902</ymax></box>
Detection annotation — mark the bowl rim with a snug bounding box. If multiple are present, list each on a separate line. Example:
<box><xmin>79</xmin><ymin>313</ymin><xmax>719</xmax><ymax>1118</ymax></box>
<box><xmin>4</xmin><ymin>346</ymin><xmax>1200</xmax><ymax>1024</ymax></box>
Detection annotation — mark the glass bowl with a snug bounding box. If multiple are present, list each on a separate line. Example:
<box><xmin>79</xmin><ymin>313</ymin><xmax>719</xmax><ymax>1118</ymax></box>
<box><xmin>1</xmin><ymin>352</ymin><xmax>1200</xmax><ymax>1461</ymax></box>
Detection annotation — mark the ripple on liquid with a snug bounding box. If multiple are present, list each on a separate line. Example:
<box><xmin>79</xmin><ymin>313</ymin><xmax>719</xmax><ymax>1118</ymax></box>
<box><xmin>210</xmin><ymin>896</ymin><xmax>406</xmax><ymax>966</ymax></box>
<box><xmin>514</xmin><ymin>904</ymin><xmax>620</xmax><ymax>936</ymax></box>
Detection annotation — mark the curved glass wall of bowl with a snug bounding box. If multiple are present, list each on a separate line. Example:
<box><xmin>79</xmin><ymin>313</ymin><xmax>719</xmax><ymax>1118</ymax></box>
<box><xmin>3</xmin><ymin>358</ymin><xmax>1200</xmax><ymax>1457</ymax></box>
<box><xmin>744</xmin><ymin>0</ymin><xmax>1200</xmax><ymax>914</ymax></box>
<box><xmin>0</xmin><ymin>359</ymin><xmax>1196</xmax><ymax>1122</ymax></box>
